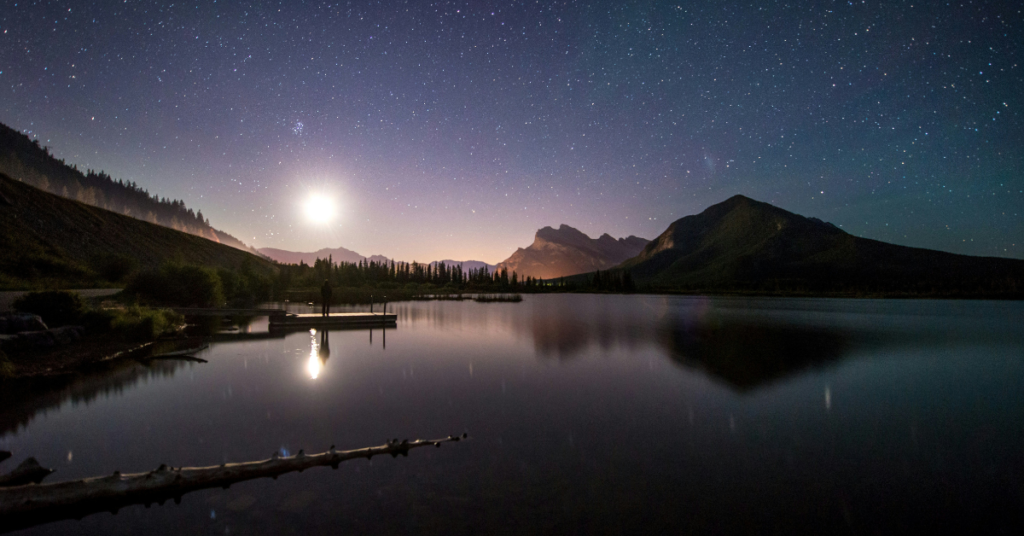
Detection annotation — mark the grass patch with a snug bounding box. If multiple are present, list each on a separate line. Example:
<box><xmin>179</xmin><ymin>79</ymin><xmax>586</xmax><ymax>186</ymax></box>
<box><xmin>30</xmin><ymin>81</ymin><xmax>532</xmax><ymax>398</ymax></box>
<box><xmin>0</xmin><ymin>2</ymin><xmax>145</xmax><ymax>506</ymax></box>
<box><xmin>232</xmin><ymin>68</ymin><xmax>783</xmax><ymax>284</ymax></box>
<box><xmin>11</xmin><ymin>290</ymin><xmax>183</xmax><ymax>342</ymax></box>
<box><xmin>108</xmin><ymin>305</ymin><xmax>184</xmax><ymax>341</ymax></box>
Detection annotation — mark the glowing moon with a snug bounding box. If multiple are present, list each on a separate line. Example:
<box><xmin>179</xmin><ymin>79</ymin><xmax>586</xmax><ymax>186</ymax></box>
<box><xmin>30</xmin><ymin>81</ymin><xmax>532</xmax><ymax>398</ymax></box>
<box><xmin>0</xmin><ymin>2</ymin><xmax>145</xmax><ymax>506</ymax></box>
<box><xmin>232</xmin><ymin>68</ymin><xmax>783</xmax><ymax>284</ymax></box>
<box><xmin>304</xmin><ymin>194</ymin><xmax>336</xmax><ymax>224</ymax></box>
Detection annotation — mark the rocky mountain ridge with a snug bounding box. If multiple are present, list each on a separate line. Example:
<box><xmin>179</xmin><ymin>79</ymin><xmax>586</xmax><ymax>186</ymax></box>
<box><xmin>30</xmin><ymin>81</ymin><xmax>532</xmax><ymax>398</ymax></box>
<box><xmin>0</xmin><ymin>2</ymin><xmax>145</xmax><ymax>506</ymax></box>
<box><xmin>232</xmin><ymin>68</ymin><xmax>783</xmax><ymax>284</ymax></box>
<box><xmin>495</xmin><ymin>224</ymin><xmax>649</xmax><ymax>279</ymax></box>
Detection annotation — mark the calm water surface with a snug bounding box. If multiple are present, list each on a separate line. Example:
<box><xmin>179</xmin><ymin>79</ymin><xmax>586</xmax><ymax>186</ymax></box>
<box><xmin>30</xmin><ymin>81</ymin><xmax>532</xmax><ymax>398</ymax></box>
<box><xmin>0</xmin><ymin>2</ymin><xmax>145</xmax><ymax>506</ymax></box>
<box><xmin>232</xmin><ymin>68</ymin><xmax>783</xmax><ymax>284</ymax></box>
<box><xmin>3</xmin><ymin>295</ymin><xmax>1024</xmax><ymax>534</ymax></box>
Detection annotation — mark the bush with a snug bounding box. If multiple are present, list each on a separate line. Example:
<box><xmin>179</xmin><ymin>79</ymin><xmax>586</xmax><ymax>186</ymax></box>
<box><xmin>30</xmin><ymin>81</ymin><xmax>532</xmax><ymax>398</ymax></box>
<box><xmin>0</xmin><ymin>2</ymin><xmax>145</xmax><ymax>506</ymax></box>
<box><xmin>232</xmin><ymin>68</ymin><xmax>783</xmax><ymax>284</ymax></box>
<box><xmin>12</xmin><ymin>290</ymin><xmax>87</xmax><ymax>326</ymax></box>
<box><xmin>217</xmin><ymin>268</ymin><xmax>240</xmax><ymax>301</ymax></box>
<box><xmin>125</xmin><ymin>263</ymin><xmax>224</xmax><ymax>307</ymax></box>
<box><xmin>71</xmin><ymin>306</ymin><xmax>182</xmax><ymax>341</ymax></box>
<box><xmin>110</xmin><ymin>306</ymin><xmax>183</xmax><ymax>341</ymax></box>
<box><xmin>239</xmin><ymin>272</ymin><xmax>273</xmax><ymax>304</ymax></box>
<box><xmin>219</xmin><ymin>267</ymin><xmax>273</xmax><ymax>305</ymax></box>
<box><xmin>0</xmin><ymin>349</ymin><xmax>13</xmax><ymax>379</ymax></box>
<box><xmin>77</xmin><ymin>308</ymin><xmax>117</xmax><ymax>333</ymax></box>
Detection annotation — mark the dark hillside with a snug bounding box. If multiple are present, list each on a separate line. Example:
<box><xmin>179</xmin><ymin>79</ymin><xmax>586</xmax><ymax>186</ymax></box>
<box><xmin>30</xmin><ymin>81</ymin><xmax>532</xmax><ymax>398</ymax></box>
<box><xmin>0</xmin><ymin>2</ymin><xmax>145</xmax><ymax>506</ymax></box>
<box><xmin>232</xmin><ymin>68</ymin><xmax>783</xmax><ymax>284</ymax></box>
<box><xmin>0</xmin><ymin>122</ymin><xmax>253</xmax><ymax>252</ymax></box>
<box><xmin>0</xmin><ymin>173</ymin><xmax>276</xmax><ymax>290</ymax></box>
<box><xmin>617</xmin><ymin>195</ymin><xmax>1023</xmax><ymax>297</ymax></box>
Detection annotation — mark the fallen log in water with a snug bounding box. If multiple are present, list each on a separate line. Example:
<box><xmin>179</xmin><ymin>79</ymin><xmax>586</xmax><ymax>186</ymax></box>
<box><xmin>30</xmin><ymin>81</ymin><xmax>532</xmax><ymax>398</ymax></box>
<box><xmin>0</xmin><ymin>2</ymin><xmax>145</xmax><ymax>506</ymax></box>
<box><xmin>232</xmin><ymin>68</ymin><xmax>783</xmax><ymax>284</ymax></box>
<box><xmin>147</xmin><ymin>344</ymin><xmax>210</xmax><ymax>358</ymax></box>
<box><xmin>0</xmin><ymin>434</ymin><xmax>467</xmax><ymax>533</ymax></box>
<box><xmin>0</xmin><ymin>457</ymin><xmax>55</xmax><ymax>488</ymax></box>
<box><xmin>138</xmin><ymin>344</ymin><xmax>210</xmax><ymax>363</ymax></box>
<box><xmin>142</xmin><ymin>354</ymin><xmax>208</xmax><ymax>363</ymax></box>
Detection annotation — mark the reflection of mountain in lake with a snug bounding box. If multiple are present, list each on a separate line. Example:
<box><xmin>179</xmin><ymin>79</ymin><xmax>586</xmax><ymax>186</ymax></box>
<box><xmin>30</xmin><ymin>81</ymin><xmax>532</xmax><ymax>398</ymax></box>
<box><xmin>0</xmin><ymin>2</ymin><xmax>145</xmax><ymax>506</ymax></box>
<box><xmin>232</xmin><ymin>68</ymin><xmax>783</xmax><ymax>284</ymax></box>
<box><xmin>656</xmin><ymin>319</ymin><xmax>852</xmax><ymax>391</ymax></box>
<box><xmin>0</xmin><ymin>360</ymin><xmax>190</xmax><ymax>436</ymax></box>
<box><xmin>521</xmin><ymin>296</ymin><xmax>871</xmax><ymax>391</ymax></box>
<box><xmin>527</xmin><ymin>298</ymin><xmax>655</xmax><ymax>360</ymax></box>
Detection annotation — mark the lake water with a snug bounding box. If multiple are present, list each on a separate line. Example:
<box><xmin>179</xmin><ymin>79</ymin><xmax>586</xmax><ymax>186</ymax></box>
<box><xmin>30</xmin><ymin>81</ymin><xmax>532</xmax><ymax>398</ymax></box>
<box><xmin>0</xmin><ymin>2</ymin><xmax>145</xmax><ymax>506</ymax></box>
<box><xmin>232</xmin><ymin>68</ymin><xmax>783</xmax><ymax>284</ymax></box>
<box><xmin>3</xmin><ymin>295</ymin><xmax>1024</xmax><ymax>534</ymax></box>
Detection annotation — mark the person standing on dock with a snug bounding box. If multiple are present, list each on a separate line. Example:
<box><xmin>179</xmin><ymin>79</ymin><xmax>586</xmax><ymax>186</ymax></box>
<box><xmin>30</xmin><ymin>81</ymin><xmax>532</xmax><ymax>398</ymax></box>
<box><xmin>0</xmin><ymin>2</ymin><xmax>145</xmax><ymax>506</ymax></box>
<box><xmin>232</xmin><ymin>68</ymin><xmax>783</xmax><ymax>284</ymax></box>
<box><xmin>320</xmin><ymin>279</ymin><xmax>333</xmax><ymax>317</ymax></box>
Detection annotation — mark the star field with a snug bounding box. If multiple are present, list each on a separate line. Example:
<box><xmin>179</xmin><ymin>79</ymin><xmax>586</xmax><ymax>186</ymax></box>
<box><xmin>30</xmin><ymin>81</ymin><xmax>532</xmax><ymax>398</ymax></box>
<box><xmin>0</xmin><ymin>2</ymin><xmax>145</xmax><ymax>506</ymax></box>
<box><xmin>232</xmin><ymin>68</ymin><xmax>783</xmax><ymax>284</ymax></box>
<box><xmin>1</xmin><ymin>1</ymin><xmax>1021</xmax><ymax>262</ymax></box>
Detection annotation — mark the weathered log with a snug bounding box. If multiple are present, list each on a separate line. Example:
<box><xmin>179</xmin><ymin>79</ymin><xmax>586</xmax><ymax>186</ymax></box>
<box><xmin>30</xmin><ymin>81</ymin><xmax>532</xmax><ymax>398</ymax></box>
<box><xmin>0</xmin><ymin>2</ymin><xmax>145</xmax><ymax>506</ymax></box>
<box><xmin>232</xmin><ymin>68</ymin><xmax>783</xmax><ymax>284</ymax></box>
<box><xmin>0</xmin><ymin>434</ymin><xmax>467</xmax><ymax>533</ymax></box>
<box><xmin>0</xmin><ymin>451</ymin><xmax>10</xmax><ymax>464</ymax></box>
<box><xmin>137</xmin><ymin>344</ymin><xmax>210</xmax><ymax>363</ymax></box>
<box><xmin>0</xmin><ymin>457</ymin><xmax>55</xmax><ymax>488</ymax></box>
<box><xmin>144</xmin><ymin>355</ymin><xmax>209</xmax><ymax>363</ymax></box>
<box><xmin>146</xmin><ymin>344</ymin><xmax>210</xmax><ymax>359</ymax></box>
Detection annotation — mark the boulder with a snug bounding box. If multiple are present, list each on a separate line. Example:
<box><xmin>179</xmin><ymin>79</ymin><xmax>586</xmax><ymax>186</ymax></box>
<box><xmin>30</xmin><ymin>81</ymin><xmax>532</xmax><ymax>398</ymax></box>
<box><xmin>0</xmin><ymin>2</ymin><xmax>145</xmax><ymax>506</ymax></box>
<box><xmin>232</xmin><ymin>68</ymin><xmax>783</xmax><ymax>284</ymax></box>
<box><xmin>49</xmin><ymin>325</ymin><xmax>84</xmax><ymax>345</ymax></box>
<box><xmin>10</xmin><ymin>330</ymin><xmax>56</xmax><ymax>350</ymax></box>
<box><xmin>0</xmin><ymin>326</ymin><xmax>84</xmax><ymax>352</ymax></box>
<box><xmin>0</xmin><ymin>313</ymin><xmax>48</xmax><ymax>334</ymax></box>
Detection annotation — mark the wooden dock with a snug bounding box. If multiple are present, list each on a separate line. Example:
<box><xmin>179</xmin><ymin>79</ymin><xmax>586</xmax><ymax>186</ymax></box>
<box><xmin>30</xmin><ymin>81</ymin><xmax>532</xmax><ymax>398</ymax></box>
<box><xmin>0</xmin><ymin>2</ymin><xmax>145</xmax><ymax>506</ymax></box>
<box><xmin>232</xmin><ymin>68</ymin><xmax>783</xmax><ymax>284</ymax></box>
<box><xmin>269</xmin><ymin>312</ymin><xmax>396</xmax><ymax>330</ymax></box>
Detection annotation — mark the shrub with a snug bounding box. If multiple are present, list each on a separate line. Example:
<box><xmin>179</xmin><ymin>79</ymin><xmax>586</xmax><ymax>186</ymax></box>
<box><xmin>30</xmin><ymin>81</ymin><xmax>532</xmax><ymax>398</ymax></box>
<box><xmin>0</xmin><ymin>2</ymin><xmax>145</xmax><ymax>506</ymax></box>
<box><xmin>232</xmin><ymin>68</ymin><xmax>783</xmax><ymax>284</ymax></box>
<box><xmin>110</xmin><ymin>306</ymin><xmax>184</xmax><ymax>341</ymax></box>
<box><xmin>219</xmin><ymin>267</ymin><xmax>274</xmax><ymax>305</ymax></box>
<box><xmin>217</xmin><ymin>268</ymin><xmax>240</xmax><ymax>301</ymax></box>
<box><xmin>125</xmin><ymin>263</ymin><xmax>224</xmax><ymax>307</ymax></box>
<box><xmin>12</xmin><ymin>290</ymin><xmax>87</xmax><ymax>326</ymax></box>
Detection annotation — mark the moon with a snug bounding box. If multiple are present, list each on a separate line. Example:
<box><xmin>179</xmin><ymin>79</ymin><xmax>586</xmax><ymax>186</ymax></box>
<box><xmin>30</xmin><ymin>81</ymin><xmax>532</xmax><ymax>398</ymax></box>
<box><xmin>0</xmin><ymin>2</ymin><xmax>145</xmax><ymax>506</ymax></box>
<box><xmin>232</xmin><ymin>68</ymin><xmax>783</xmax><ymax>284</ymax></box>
<box><xmin>304</xmin><ymin>194</ymin><xmax>336</xmax><ymax>224</ymax></box>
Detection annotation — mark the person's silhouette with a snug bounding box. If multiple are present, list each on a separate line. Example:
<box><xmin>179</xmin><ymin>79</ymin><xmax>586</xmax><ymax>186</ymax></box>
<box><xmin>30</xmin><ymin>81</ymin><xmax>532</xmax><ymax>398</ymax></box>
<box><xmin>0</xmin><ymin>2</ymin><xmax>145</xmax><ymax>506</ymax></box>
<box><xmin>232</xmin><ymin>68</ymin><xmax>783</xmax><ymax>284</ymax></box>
<box><xmin>318</xmin><ymin>330</ymin><xmax>331</xmax><ymax>363</ymax></box>
<box><xmin>320</xmin><ymin>279</ymin><xmax>333</xmax><ymax>317</ymax></box>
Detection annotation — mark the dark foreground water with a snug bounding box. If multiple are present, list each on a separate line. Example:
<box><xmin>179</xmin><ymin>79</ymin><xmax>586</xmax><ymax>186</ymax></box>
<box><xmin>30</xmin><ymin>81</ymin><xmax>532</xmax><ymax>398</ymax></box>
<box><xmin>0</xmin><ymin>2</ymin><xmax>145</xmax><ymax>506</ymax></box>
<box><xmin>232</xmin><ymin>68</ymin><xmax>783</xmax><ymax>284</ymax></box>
<box><xmin>3</xmin><ymin>295</ymin><xmax>1024</xmax><ymax>534</ymax></box>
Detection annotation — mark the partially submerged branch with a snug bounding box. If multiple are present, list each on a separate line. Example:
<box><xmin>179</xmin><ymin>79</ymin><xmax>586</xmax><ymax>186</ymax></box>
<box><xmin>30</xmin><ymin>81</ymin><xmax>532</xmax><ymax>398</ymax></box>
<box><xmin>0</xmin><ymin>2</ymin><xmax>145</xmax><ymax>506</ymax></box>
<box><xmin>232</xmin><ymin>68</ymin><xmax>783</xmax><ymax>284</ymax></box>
<box><xmin>138</xmin><ymin>344</ymin><xmax>210</xmax><ymax>363</ymax></box>
<box><xmin>147</xmin><ymin>344</ymin><xmax>209</xmax><ymax>358</ymax></box>
<box><xmin>0</xmin><ymin>458</ymin><xmax>54</xmax><ymax>488</ymax></box>
<box><xmin>0</xmin><ymin>434</ymin><xmax>467</xmax><ymax>533</ymax></box>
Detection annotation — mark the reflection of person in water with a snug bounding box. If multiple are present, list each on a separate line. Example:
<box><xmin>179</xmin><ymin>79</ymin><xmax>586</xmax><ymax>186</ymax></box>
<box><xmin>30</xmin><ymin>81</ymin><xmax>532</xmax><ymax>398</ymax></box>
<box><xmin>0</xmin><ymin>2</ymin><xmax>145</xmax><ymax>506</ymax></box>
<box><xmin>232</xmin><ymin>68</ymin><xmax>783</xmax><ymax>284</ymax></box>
<box><xmin>320</xmin><ymin>280</ymin><xmax>333</xmax><ymax>317</ymax></box>
<box><xmin>318</xmin><ymin>330</ymin><xmax>330</xmax><ymax>363</ymax></box>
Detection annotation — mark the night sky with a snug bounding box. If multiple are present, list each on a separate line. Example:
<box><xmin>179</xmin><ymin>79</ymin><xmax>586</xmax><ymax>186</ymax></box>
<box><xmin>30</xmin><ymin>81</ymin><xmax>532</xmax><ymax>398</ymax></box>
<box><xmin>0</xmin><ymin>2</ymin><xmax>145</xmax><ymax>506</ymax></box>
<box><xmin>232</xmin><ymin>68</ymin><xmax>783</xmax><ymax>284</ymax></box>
<box><xmin>1</xmin><ymin>1</ymin><xmax>1021</xmax><ymax>263</ymax></box>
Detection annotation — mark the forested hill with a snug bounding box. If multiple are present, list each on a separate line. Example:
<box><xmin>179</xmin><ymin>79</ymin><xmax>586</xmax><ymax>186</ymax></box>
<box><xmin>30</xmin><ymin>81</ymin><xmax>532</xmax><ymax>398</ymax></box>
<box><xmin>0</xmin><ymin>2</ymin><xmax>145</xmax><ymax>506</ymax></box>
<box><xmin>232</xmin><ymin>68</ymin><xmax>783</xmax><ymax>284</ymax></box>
<box><xmin>0</xmin><ymin>122</ymin><xmax>253</xmax><ymax>252</ymax></box>
<box><xmin>0</xmin><ymin>173</ymin><xmax>276</xmax><ymax>290</ymax></box>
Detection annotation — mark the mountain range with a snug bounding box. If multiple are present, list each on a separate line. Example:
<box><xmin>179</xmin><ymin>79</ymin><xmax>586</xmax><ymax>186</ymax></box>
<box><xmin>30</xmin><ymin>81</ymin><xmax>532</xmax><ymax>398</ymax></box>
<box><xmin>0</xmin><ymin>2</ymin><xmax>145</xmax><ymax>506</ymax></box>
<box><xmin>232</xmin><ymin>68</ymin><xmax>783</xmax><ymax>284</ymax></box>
<box><xmin>4</xmin><ymin>163</ymin><xmax>1020</xmax><ymax>297</ymax></box>
<box><xmin>258</xmin><ymin>246</ymin><xmax>366</xmax><ymax>266</ymax></box>
<box><xmin>616</xmin><ymin>195</ymin><xmax>1023</xmax><ymax>296</ymax></box>
<box><xmin>494</xmin><ymin>224</ymin><xmax>649</xmax><ymax>279</ymax></box>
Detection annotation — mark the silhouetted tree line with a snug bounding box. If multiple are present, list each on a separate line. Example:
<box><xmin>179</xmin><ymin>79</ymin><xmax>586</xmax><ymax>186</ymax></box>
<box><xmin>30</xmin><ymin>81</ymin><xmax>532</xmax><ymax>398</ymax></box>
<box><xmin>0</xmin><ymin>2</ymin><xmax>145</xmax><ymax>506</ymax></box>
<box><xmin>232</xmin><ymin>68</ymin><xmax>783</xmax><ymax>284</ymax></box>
<box><xmin>276</xmin><ymin>255</ymin><xmax>637</xmax><ymax>294</ymax></box>
<box><xmin>278</xmin><ymin>256</ymin><xmax>539</xmax><ymax>291</ymax></box>
<box><xmin>0</xmin><ymin>122</ymin><xmax>252</xmax><ymax>252</ymax></box>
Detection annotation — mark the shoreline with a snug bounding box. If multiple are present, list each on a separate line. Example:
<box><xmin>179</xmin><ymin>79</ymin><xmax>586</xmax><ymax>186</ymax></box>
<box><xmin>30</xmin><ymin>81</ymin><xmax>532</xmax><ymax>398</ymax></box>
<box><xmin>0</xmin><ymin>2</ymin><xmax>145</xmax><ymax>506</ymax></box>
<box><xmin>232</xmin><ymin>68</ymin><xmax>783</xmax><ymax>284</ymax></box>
<box><xmin>2</xmin><ymin>336</ymin><xmax>208</xmax><ymax>380</ymax></box>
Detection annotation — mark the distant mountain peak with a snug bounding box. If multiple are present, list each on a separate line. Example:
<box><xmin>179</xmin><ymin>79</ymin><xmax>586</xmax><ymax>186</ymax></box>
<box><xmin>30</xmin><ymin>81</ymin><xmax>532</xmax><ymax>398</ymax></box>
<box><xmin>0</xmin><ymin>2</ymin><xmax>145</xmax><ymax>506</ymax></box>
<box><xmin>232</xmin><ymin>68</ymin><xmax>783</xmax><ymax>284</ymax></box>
<box><xmin>536</xmin><ymin>224</ymin><xmax>589</xmax><ymax>243</ymax></box>
<box><xmin>496</xmin><ymin>225</ymin><xmax>650</xmax><ymax>279</ymax></box>
<box><xmin>258</xmin><ymin>245</ymin><xmax>366</xmax><ymax>266</ymax></box>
